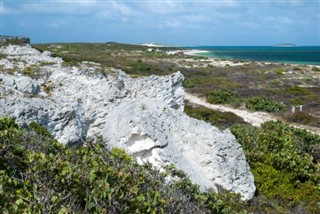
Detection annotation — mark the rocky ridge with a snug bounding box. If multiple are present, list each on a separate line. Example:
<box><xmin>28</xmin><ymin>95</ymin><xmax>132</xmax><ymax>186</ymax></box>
<box><xmin>0</xmin><ymin>44</ymin><xmax>255</xmax><ymax>200</ymax></box>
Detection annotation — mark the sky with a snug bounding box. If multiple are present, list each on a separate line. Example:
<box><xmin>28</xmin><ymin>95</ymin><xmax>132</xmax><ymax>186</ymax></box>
<box><xmin>1</xmin><ymin>0</ymin><xmax>319</xmax><ymax>46</ymax></box>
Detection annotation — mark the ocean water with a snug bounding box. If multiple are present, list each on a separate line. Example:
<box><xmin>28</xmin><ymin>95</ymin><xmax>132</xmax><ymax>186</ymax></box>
<box><xmin>189</xmin><ymin>46</ymin><xmax>320</xmax><ymax>65</ymax></box>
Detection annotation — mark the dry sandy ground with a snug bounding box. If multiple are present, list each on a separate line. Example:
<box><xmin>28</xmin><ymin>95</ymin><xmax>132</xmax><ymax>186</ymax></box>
<box><xmin>185</xmin><ymin>93</ymin><xmax>320</xmax><ymax>135</ymax></box>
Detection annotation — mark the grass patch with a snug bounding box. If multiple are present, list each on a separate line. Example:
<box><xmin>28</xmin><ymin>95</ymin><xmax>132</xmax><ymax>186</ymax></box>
<box><xmin>283</xmin><ymin>86</ymin><xmax>312</xmax><ymax>96</ymax></box>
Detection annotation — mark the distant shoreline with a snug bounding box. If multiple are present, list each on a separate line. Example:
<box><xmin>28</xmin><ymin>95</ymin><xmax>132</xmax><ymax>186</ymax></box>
<box><xmin>181</xmin><ymin>46</ymin><xmax>320</xmax><ymax>66</ymax></box>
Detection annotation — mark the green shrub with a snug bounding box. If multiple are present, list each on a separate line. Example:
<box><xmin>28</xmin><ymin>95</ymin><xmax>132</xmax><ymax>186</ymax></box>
<box><xmin>0</xmin><ymin>116</ymin><xmax>243</xmax><ymax>213</ymax></box>
<box><xmin>231</xmin><ymin>121</ymin><xmax>320</xmax><ymax>213</ymax></box>
<box><xmin>206</xmin><ymin>90</ymin><xmax>239</xmax><ymax>104</ymax></box>
<box><xmin>183</xmin><ymin>78</ymin><xmax>194</xmax><ymax>88</ymax></box>
<box><xmin>245</xmin><ymin>96</ymin><xmax>287</xmax><ymax>112</ymax></box>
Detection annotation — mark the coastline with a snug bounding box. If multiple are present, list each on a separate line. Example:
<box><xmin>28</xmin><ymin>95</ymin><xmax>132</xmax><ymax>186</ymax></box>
<box><xmin>180</xmin><ymin>46</ymin><xmax>320</xmax><ymax>67</ymax></box>
<box><xmin>181</xmin><ymin>49</ymin><xmax>320</xmax><ymax>67</ymax></box>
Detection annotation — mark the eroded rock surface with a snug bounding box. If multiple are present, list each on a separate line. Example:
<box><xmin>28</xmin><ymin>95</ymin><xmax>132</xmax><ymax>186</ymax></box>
<box><xmin>0</xmin><ymin>44</ymin><xmax>255</xmax><ymax>200</ymax></box>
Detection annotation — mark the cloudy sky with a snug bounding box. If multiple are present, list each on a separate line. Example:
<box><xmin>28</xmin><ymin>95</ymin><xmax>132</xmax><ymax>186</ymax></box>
<box><xmin>1</xmin><ymin>0</ymin><xmax>319</xmax><ymax>45</ymax></box>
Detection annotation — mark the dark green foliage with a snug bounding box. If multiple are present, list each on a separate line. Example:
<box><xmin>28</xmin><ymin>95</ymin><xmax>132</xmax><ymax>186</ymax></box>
<box><xmin>231</xmin><ymin>121</ymin><xmax>320</xmax><ymax>213</ymax></box>
<box><xmin>206</xmin><ymin>90</ymin><xmax>239</xmax><ymax>104</ymax></box>
<box><xmin>183</xmin><ymin>78</ymin><xmax>194</xmax><ymax>88</ymax></box>
<box><xmin>124</xmin><ymin>60</ymin><xmax>161</xmax><ymax>76</ymax></box>
<box><xmin>184</xmin><ymin>104</ymin><xmax>248</xmax><ymax>129</ymax></box>
<box><xmin>0</xmin><ymin>116</ymin><xmax>244</xmax><ymax>213</ymax></box>
<box><xmin>245</xmin><ymin>96</ymin><xmax>287</xmax><ymax>112</ymax></box>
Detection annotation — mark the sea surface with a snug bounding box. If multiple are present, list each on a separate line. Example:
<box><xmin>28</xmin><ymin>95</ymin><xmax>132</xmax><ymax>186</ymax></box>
<box><xmin>188</xmin><ymin>46</ymin><xmax>320</xmax><ymax>65</ymax></box>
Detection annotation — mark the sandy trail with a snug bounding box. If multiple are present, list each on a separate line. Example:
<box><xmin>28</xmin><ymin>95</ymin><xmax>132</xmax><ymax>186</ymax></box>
<box><xmin>185</xmin><ymin>93</ymin><xmax>275</xmax><ymax>127</ymax></box>
<box><xmin>185</xmin><ymin>93</ymin><xmax>320</xmax><ymax>135</ymax></box>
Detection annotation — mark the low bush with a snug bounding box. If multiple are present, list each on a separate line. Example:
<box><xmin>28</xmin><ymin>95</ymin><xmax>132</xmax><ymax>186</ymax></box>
<box><xmin>245</xmin><ymin>96</ymin><xmax>287</xmax><ymax>112</ymax></box>
<box><xmin>183</xmin><ymin>78</ymin><xmax>194</xmax><ymax>88</ymax></box>
<box><xmin>206</xmin><ymin>90</ymin><xmax>239</xmax><ymax>105</ymax></box>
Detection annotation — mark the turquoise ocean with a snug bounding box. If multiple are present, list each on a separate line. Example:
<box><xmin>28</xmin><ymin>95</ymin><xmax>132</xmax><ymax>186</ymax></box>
<box><xmin>188</xmin><ymin>46</ymin><xmax>320</xmax><ymax>65</ymax></box>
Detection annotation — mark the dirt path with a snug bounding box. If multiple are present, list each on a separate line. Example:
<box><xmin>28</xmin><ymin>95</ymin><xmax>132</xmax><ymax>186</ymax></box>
<box><xmin>185</xmin><ymin>93</ymin><xmax>276</xmax><ymax>127</ymax></box>
<box><xmin>185</xmin><ymin>93</ymin><xmax>320</xmax><ymax>135</ymax></box>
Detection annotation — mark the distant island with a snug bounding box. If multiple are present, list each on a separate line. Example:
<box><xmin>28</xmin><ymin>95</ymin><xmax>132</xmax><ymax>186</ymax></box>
<box><xmin>273</xmin><ymin>43</ymin><xmax>297</xmax><ymax>47</ymax></box>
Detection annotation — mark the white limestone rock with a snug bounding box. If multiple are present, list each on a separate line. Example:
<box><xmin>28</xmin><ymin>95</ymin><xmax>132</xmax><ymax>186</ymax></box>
<box><xmin>0</xmin><ymin>96</ymin><xmax>87</xmax><ymax>145</ymax></box>
<box><xmin>15</xmin><ymin>76</ymin><xmax>40</xmax><ymax>94</ymax></box>
<box><xmin>0</xmin><ymin>45</ymin><xmax>63</xmax><ymax>69</ymax></box>
<box><xmin>0</xmin><ymin>74</ymin><xmax>40</xmax><ymax>94</ymax></box>
<box><xmin>0</xmin><ymin>44</ymin><xmax>256</xmax><ymax>200</ymax></box>
<box><xmin>103</xmin><ymin>99</ymin><xmax>255</xmax><ymax>200</ymax></box>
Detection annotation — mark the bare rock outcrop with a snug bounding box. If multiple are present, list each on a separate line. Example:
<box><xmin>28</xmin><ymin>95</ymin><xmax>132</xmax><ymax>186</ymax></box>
<box><xmin>104</xmin><ymin>99</ymin><xmax>255</xmax><ymax>200</ymax></box>
<box><xmin>0</xmin><ymin>44</ymin><xmax>255</xmax><ymax>200</ymax></box>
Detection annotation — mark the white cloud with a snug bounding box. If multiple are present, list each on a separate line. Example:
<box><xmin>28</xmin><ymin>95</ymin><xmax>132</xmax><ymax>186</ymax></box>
<box><xmin>136</xmin><ymin>2</ymin><xmax>187</xmax><ymax>15</ymax></box>
<box><xmin>160</xmin><ymin>18</ymin><xmax>183</xmax><ymax>28</ymax></box>
<box><xmin>12</xmin><ymin>0</ymin><xmax>98</xmax><ymax>15</ymax></box>
<box><xmin>1</xmin><ymin>3</ymin><xmax>17</xmax><ymax>15</ymax></box>
<box><xmin>44</xmin><ymin>19</ymin><xmax>69</xmax><ymax>28</ymax></box>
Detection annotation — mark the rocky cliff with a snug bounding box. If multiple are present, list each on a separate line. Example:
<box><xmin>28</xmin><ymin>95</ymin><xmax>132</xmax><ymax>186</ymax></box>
<box><xmin>0</xmin><ymin>44</ymin><xmax>255</xmax><ymax>200</ymax></box>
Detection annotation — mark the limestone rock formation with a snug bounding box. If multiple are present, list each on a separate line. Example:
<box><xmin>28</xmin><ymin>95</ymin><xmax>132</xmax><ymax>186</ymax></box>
<box><xmin>0</xmin><ymin>44</ymin><xmax>256</xmax><ymax>200</ymax></box>
<box><xmin>104</xmin><ymin>99</ymin><xmax>255</xmax><ymax>200</ymax></box>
